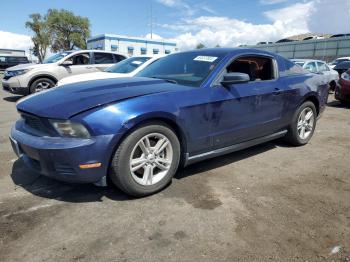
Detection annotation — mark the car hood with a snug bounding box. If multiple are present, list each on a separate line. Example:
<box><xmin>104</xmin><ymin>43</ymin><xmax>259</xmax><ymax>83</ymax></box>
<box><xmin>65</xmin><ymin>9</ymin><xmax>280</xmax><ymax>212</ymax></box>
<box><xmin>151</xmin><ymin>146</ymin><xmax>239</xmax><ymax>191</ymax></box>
<box><xmin>58</xmin><ymin>72</ymin><xmax>128</xmax><ymax>86</ymax></box>
<box><xmin>17</xmin><ymin>77</ymin><xmax>193</xmax><ymax>119</ymax></box>
<box><xmin>6</xmin><ymin>63</ymin><xmax>50</xmax><ymax>71</ymax></box>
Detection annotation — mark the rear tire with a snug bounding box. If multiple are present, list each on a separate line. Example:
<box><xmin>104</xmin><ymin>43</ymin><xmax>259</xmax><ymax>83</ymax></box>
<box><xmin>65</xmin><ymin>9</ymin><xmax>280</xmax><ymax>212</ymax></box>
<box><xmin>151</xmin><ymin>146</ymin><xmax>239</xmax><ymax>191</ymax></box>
<box><xmin>29</xmin><ymin>78</ymin><xmax>55</xmax><ymax>93</ymax></box>
<box><xmin>285</xmin><ymin>101</ymin><xmax>317</xmax><ymax>146</ymax></box>
<box><xmin>109</xmin><ymin>122</ymin><xmax>181</xmax><ymax>197</ymax></box>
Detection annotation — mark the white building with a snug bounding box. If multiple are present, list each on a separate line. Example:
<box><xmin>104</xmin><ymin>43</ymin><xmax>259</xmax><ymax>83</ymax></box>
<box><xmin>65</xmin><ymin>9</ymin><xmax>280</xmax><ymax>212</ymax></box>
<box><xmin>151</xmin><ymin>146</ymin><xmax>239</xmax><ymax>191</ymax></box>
<box><xmin>87</xmin><ymin>34</ymin><xmax>177</xmax><ymax>57</ymax></box>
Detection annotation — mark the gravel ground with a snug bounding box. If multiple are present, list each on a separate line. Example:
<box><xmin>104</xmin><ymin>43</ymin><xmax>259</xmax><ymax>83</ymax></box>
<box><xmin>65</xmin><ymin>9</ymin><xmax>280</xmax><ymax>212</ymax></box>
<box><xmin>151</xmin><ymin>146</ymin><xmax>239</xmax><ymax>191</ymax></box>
<box><xmin>0</xmin><ymin>72</ymin><xmax>349</xmax><ymax>261</ymax></box>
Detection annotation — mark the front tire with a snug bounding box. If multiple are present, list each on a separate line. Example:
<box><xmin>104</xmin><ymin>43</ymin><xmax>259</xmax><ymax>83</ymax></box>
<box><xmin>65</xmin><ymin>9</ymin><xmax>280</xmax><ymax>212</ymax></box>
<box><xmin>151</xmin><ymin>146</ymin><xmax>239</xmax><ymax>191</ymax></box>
<box><xmin>109</xmin><ymin>122</ymin><xmax>181</xmax><ymax>197</ymax></box>
<box><xmin>285</xmin><ymin>101</ymin><xmax>317</xmax><ymax>146</ymax></box>
<box><xmin>29</xmin><ymin>78</ymin><xmax>55</xmax><ymax>93</ymax></box>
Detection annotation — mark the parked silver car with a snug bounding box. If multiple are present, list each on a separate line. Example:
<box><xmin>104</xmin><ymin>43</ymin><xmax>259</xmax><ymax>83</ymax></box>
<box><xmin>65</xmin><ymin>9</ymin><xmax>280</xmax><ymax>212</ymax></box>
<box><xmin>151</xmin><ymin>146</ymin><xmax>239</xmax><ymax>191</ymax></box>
<box><xmin>292</xmin><ymin>59</ymin><xmax>339</xmax><ymax>90</ymax></box>
<box><xmin>2</xmin><ymin>50</ymin><xmax>126</xmax><ymax>95</ymax></box>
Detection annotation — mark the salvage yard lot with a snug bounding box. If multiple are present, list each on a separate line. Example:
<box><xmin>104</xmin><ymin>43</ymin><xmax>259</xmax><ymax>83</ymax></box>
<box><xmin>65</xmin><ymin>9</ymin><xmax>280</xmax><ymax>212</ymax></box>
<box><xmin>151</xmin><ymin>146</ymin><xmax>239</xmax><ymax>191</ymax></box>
<box><xmin>0</xmin><ymin>72</ymin><xmax>349</xmax><ymax>261</ymax></box>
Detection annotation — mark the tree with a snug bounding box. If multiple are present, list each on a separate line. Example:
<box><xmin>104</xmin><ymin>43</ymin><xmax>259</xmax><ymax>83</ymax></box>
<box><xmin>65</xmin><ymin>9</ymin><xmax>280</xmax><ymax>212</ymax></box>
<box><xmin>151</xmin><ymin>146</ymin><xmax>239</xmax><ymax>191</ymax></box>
<box><xmin>25</xmin><ymin>14</ymin><xmax>50</xmax><ymax>63</ymax></box>
<box><xmin>196</xmin><ymin>43</ymin><xmax>206</xmax><ymax>49</ymax></box>
<box><xmin>46</xmin><ymin>9</ymin><xmax>90</xmax><ymax>52</ymax></box>
<box><xmin>215</xmin><ymin>44</ymin><xmax>221</xmax><ymax>48</ymax></box>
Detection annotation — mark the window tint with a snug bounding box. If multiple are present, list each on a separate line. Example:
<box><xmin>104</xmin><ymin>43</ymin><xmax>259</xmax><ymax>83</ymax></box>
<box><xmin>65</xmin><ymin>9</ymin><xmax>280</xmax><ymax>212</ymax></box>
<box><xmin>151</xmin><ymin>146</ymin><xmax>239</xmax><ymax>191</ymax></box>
<box><xmin>94</xmin><ymin>52</ymin><xmax>114</xmax><ymax>64</ymax></box>
<box><xmin>67</xmin><ymin>53</ymin><xmax>90</xmax><ymax>65</ymax></box>
<box><xmin>105</xmin><ymin>57</ymin><xmax>151</xmax><ymax>74</ymax></box>
<box><xmin>226</xmin><ymin>56</ymin><xmax>275</xmax><ymax>81</ymax></box>
<box><xmin>113</xmin><ymin>54</ymin><xmax>125</xmax><ymax>62</ymax></box>
<box><xmin>137</xmin><ymin>51</ymin><xmax>226</xmax><ymax>87</ymax></box>
<box><xmin>317</xmin><ymin>62</ymin><xmax>329</xmax><ymax>72</ymax></box>
<box><xmin>304</xmin><ymin>62</ymin><xmax>317</xmax><ymax>73</ymax></box>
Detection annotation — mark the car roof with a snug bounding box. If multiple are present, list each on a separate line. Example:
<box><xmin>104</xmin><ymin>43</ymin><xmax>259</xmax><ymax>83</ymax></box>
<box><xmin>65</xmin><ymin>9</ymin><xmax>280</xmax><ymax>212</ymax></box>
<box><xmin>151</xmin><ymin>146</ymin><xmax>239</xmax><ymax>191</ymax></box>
<box><xmin>68</xmin><ymin>49</ymin><xmax>126</xmax><ymax>56</ymax></box>
<box><xmin>292</xmin><ymin>59</ymin><xmax>326</xmax><ymax>63</ymax></box>
<box><xmin>179</xmin><ymin>47</ymin><xmax>279</xmax><ymax>58</ymax></box>
<box><xmin>335</xmin><ymin>57</ymin><xmax>350</xmax><ymax>60</ymax></box>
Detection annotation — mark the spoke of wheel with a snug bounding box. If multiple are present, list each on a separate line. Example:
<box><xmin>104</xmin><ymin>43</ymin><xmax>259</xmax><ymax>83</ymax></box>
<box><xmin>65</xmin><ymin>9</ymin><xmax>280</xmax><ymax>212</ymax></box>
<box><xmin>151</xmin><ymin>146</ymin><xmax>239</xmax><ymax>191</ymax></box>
<box><xmin>139</xmin><ymin>139</ymin><xmax>150</xmax><ymax>155</ymax></box>
<box><xmin>130</xmin><ymin>157</ymin><xmax>147</xmax><ymax>172</ymax></box>
<box><xmin>300</xmin><ymin>127</ymin><xmax>305</xmax><ymax>139</ymax></box>
<box><xmin>297</xmin><ymin>120</ymin><xmax>303</xmax><ymax>130</ymax></box>
<box><xmin>306</xmin><ymin>124</ymin><xmax>313</xmax><ymax>131</ymax></box>
<box><xmin>300</xmin><ymin>110</ymin><xmax>306</xmax><ymax>121</ymax></box>
<box><xmin>305</xmin><ymin>111</ymin><xmax>313</xmax><ymax>121</ymax></box>
<box><xmin>154</xmin><ymin>139</ymin><xmax>169</xmax><ymax>155</ymax></box>
<box><xmin>142</xmin><ymin>165</ymin><xmax>154</xmax><ymax>185</ymax></box>
<box><xmin>155</xmin><ymin>158</ymin><xmax>170</xmax><ymax>170</ymax></box>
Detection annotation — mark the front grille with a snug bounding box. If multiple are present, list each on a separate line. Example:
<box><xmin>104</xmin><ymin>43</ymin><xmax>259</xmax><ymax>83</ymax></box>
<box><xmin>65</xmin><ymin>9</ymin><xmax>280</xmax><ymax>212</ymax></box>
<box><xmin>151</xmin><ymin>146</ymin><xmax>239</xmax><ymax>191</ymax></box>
<box><xmin>21</xmin><ymin>113</ymin><xmax>50</xmax><ymax>135</ymax></box>
<box><xmin>54</xmin><ymin>163</ymin><xmax>76</xmax><ymax>176</ymax></box>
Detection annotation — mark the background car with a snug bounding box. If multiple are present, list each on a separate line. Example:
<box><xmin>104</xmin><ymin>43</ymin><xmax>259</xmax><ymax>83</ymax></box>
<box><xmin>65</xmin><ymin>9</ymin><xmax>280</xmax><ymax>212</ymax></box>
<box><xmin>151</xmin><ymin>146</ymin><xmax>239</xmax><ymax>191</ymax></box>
<box><xmin>2</xmin><ymin>50</ymin><xmax>127</xmax><ymax>95</ymax></box>
<box><xmin>335</xmin><ymin>68</ymin><xmax>350</xmax><ymax>104</ymax></box>
<box><xmin>333</xmin><ymin>61</ymin><xmax>350</xmax><ymax>76</ymax></box>
<box><xmin>0</xmin><ymin>55</ymin><xmax>29</xmax><ymax>71</ymax></box>
<box><xmin>292</xmin><ymin>59</ymin><xmax>339</xmax><ymax>90</ymax></box>
<box><xmin>329</xmin><ymin>57</ymin><xmax>350</xmax><ymax>69</ymax></box>
<box><xmin>10</xmin><ymin>48</ymin><xmax>329</xmax><ymax>197</ymax></box>
<box><xmin>57</xmin><ymin>55</ymin><xmax>164</xmax><ymax>86</ymax></box>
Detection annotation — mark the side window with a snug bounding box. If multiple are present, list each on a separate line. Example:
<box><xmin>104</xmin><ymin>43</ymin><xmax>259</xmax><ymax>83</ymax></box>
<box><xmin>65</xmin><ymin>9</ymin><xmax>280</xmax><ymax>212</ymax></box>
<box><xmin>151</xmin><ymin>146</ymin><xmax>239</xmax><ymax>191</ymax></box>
<box><xmin>226</xmin><ymin>56</ymin><xmax>275</xmax><ymax>81</ymax></box>
<box><xmin>67</xmin><ymin>53</ymin><xmax>90</xmax><ymax>65</ymax></box>
<box><xmin>94</xmin><ymin>52</ymin><xmax>114</xmax><ymax>64</ymax></box>
<box><xmin>113</xmin><ymin>54</ymin><xmax>125</xmax><ymax>63</ymax></box>
<box><xmin>317</xmin><ymin>62</ymin><xmax>329</xmax><ymax>72</ymax></box>
<box><xmin>304</xmin><ymin>62</ymin><xmax>317</xmax><ymax>73</ymax></box>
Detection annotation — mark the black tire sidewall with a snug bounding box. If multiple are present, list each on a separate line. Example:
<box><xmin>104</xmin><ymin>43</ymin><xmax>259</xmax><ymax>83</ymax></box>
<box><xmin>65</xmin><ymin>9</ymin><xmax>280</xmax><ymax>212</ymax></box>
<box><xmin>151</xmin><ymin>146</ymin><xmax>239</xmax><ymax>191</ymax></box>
<box><xmin>289</xmin><ymin>101</ymin><xmax>317</xmax><ymax>145</ymax></box>
<box><xmin>30</xmin><ymin>78</ymin><xmax>55</xmax><ymax>93</ymax></box>
<box><xmin>110</xmin><ymin>123</ymin><xmax>181</xmax><ymax>197</ymax></box>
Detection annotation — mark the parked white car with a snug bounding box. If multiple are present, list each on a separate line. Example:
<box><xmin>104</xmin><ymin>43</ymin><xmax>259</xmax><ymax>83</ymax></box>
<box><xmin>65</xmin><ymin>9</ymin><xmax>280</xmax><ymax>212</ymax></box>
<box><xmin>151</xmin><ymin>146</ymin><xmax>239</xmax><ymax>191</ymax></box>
<box><xmin>57</xmin><ymin>55</ymin><xmax>164</xmax><ymax>86</ymax></box>
<box><xmin>329</xmin><ymin>57</ymin><xmax>350</xmax><ymax>69</ymax></box>
<box><xmin>292</xmin><ymin>59</ymin><xmax>339</xmax><ymax>90</ymax></box>
<box><xmin>2</xmin><ymin>50</ymin><xmax>127</xmax><ymax>94</ymax></box>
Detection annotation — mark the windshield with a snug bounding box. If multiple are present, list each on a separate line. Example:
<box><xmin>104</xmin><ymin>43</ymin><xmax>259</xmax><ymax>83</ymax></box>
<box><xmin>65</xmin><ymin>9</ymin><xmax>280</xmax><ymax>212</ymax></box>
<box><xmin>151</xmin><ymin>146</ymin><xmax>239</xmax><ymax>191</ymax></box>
<box><xmin>136</xmin><ymin>52</ymin><xmax>225</xmax><ymax>87</ymax></box>
<box><xmin>294</xmin><ymin>61</ymin><xmax>305</xmax><ymax>67</ymax></box>
<box><xmin>42</xmin><ymin>52</ymin><xmax>73</xmax><ymax>64</ymax></box>
<box><xmin>104</xmin><ymin>57</ymin><xmax>151</xmax><ymax>73</ymax></box>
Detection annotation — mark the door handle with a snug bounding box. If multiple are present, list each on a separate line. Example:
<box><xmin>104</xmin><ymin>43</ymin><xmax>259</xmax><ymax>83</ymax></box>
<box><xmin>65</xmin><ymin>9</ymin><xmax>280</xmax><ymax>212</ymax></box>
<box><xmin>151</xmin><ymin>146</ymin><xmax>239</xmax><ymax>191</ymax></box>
<box><xmin>273</xmin><ymin>88</ymin><xmax>282</xmax><ymax>95</ymax></box>
<box><xmin>86</xmin><ymin>66</ymin><xmax>93</xmax><ymax>69</ymax></box>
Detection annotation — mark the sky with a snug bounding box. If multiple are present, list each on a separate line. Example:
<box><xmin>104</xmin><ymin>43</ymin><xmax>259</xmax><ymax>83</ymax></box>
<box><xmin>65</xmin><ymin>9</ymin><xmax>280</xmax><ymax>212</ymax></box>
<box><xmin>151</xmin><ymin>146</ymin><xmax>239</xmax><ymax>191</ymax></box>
<box><xmin>0</xmin><ymin>0</ymin><xmax>350</xmax><ymax>53</ymax></box>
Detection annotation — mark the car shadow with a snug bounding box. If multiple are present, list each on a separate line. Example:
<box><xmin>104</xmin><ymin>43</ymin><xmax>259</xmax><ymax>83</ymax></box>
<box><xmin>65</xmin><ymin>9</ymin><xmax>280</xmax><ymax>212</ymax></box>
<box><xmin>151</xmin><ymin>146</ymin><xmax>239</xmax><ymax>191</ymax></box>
<box><xmin>10</xmin><ymin>140</ymin><xmax>284</xmax><ymax>202</ymax></box>
<box><xmin>3</xmin><ymin>95</ymin><xmax>23</xmax><ymax>103</ymax></box>
<box><xmin>327</xmin><ymin>100</ymin><xmax>350</xmax><ymax>109</ymax></box>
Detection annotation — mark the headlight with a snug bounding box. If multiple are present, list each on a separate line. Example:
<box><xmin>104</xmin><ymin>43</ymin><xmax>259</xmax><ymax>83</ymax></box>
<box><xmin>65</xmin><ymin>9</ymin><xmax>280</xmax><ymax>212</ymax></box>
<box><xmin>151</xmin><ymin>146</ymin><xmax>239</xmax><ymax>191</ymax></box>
<box><xmin>341</xmin><ymin>71</ymin><xmax>350</xmax><ymax>81</ymax></box>
<box><xmin>5</xmin><ymin>69</ymin><xmax>31</xmax><ymax>78</ymax></box>
<box><xmin>49</xmin><ymin>119</ymin><xmax>90</xmax><ymax>138</ymax></box>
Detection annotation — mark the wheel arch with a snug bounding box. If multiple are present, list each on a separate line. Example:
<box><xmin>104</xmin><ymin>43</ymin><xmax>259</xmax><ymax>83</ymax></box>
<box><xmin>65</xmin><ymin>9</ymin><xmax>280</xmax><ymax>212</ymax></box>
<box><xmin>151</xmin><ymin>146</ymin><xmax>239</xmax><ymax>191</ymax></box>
<box><xmin>28</xmin><ymin>74</ymin><xmax>58</xmax><ymax>88</ymax></box>
<box><xmin>108</xmin><ymin>113</ymin><xmax>189</xmax><ymax>170</ymax></box>
<box><xmin>302</xmin><ymin>94</ymin><xmax>320</xmax><ymax>116</ymax></box>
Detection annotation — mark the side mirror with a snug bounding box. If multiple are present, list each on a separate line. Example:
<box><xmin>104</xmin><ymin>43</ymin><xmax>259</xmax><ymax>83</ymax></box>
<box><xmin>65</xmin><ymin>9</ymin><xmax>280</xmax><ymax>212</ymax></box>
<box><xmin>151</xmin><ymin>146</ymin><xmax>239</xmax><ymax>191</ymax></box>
<box><xmin>221</xmin><ymin>72</ymin><xmax>250</xmax><ymax>86</ymax></box>
<box><xmin>60</xmin><ymin>60</ymin><xmax>73</xmax><ymax>66</ymax></box>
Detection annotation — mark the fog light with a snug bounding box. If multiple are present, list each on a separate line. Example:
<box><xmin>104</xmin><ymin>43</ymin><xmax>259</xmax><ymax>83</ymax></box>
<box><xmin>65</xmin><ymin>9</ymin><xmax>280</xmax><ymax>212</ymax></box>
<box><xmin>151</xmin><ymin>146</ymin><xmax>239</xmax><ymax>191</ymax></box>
<box><xmin>79</xmin><ymin>163</ymin><xmax>102</xmax><ymax>169</ymax></box>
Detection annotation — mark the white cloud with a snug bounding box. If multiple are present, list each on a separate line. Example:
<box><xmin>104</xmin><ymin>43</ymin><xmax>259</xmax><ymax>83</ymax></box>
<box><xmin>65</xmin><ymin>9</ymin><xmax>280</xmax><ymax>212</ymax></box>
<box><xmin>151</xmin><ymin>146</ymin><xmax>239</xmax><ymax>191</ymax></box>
<box><xmin>145</xmin><ymin>33</ymin><xmax>163</xmax><ymax>40</ymax></box>
<box><xmin>308</xmin><ymin>0</ymin><xmax>350</xmax><ymax>34</ymax></box>
<box><xmin>0</xmin><ymin>31</ymin><xmax>33</xmax><ymax>52</ymax></box>
<box><xmin>260</xmin><ymin>0</ymin><xmax>288</xmax><ymax>5</ymax></box>
<box><xmin>159</xmin><ymin>0</ymin><xmax>350</xmax><ymax>51</ymax></box>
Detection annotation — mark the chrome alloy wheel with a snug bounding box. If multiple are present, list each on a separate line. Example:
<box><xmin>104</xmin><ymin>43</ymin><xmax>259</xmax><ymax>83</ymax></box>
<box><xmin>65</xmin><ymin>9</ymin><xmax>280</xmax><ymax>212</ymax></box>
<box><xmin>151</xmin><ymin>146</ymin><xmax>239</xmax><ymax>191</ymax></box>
<box><xmin>35</xmin><ymin>81</ymin><xmax>51</xmax><ymax>92</ymax></box>
<box><xmin>297</xmin><ymin>107</ymin><xmax>315</xmax><ymax>140</ymax></box>
<box><xmin>129</xmin><ymin>133</ymin><xmax>173</xmax><ymax>186</ymax></box>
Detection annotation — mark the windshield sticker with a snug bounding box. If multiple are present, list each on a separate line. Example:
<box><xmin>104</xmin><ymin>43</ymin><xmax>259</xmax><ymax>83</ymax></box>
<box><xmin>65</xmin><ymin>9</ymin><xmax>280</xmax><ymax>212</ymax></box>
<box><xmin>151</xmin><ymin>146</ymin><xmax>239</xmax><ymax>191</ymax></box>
<box><xmin>194</xmin><ymin>56</ymin><xmax>218</xmax><ymax>62</ymax></box>
<box><xmin>131</xmin><ymin>61</ymin><xmax>143</xmax><ymax>65</ymax></box>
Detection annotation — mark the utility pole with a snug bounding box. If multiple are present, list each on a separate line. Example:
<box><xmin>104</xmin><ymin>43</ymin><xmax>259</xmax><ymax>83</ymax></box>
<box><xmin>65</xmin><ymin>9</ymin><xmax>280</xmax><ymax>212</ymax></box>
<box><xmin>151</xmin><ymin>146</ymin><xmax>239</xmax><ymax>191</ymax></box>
<box><xmin>150</xmin><ymin>1</ymin><xmax>153</xmax><ymax>39</ymax></box>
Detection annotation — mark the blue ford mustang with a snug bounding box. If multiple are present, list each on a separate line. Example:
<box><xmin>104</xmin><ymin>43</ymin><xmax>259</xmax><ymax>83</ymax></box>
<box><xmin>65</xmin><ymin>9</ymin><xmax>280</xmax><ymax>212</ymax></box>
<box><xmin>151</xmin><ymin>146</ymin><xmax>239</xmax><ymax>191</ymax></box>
<box><xmin>10</xmin><ymin>48</ymin><xmax>328</xmax><ymax>196</ymax></box>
